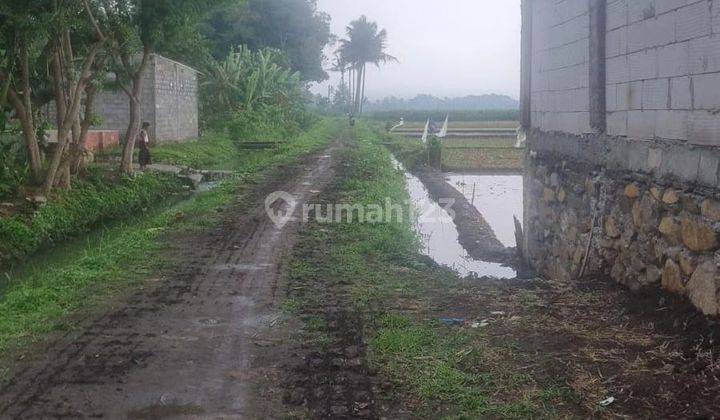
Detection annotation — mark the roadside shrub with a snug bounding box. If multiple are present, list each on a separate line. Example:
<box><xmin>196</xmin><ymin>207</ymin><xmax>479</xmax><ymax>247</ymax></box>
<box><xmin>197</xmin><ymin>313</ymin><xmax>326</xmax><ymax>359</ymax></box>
<box><xmin>0</xmin><ymin>174</ymin><xmax>183</xmax><ymax>266</ymax></box>
<box><xmin>0</xmin><ymin>123</ymin><xmax>29</xmax><ymax>200</ymax></box>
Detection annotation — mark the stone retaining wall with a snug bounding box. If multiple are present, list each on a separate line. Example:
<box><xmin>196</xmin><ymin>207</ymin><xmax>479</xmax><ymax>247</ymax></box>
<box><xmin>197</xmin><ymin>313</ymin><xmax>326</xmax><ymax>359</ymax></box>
<box><xmin>525</xmin><ymin>130</ymin><xmax>720</xmax><ymax>315</ymax></box>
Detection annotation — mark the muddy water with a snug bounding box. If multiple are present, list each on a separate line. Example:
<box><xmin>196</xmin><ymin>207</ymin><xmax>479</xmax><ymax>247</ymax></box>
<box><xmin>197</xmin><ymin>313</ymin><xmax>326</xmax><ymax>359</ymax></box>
<box><xmin>392</xmin><ymin>157</ymin><xmax>516</xmax><ymax>279</ymax></box>
<box><xmin>445</xmin><ymin>174</ymin><xmax>523</xmax><ymax>247</ymax></box>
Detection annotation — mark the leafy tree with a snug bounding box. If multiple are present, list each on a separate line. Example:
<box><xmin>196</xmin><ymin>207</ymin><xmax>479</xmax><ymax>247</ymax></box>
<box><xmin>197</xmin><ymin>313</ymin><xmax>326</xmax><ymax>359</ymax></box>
<box><xmin>93</xmin><ymin>0</ymin><xmax>224</xmax><ymax>174</ymax></box>
<box><xmin>201</xmin><ymin>45</ymin><xmax>303</xmax><ymax>119</ymax></box>
<box><xmin>1</xmin><ymin>1</ymin><xmax>107</xmax><ymax>193</ymax></box>
<box><xmin>338</xmin><ymin>16</ymin><xmax>396</xmax><ymax>116</ymax></box>
<box><xmin>201</xmin><ymin>0</ymin><xmax>332</xmax><ymax>82</ymax></box>
<box><xmin>0</xmin><ymin>1</ymin><xmax>52</xmax><ymax>181</ymax></box>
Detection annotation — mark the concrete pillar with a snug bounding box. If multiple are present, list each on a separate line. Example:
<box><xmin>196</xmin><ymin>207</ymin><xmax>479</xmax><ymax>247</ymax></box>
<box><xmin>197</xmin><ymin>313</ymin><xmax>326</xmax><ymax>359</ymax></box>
<box><xmin>589</xmin><ymin>0</ymin><xmax>607</xmax><ymax>133</ymax></box>
<box><xmin>520</xmin><ymin>0</ymin><xmax>533</xmax><ymax>130</ymax></box>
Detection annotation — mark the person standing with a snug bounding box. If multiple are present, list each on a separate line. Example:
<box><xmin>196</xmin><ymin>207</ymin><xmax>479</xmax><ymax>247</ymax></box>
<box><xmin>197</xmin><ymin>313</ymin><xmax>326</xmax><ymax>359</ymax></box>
<box><xmin>138</xmin><ymin>122</ymin><xmax>152</xmax><ymax>170</ymax></box>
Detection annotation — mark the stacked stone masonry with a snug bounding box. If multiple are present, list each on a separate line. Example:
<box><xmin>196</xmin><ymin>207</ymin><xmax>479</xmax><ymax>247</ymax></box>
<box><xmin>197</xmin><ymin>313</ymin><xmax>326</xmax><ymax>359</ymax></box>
<box><xmin>524</xmin><ymin>0</ymin><xmax>720</xmax><ymax>316</ymax></box>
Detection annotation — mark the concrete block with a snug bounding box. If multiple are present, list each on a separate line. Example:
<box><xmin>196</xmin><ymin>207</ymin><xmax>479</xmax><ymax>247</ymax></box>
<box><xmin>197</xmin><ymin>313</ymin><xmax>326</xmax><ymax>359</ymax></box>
<box><xmin>648</xmin><ymin>147</ymin><xmax>664</xmax><ymax>171</ymax></box>
<box><xmin>642</xmin><ymin>78</ymin><xmax>670</xmax><ymax>109</ymax></box>
<box><xmin>657</xmin><ymin>41</ymin><xmax>690</xmax><ymax>77</ymax></box>
<box><xmin>616</xmin><ymin>82</ymin><xmax>632</xmax><ymax>110</ymax></box>
<box><xmin>628</xmin><ymin>110</ymin><xmax>657</xmax><ymax>139</ymax></box>
<box><xmin>692</xmin><ymin>72</ymin><xmax>720</xmax><ymax>109</ymax></box>
<box><xmin>628</xmin><ymin>12</ymin><xmax>676</xmax><ymax>52</ymax></box>
<box><xmin>655</xmin><ymin>110</ymin><xmax>689</xmax><ymax>140</ymax></box>
<box><xmin>607</xmin><ymin>84</ymin><xmax>618</xmax><ymax>111</ymax></box>
<box><xmin>607</xmin><ymin>111</ymin><xmax>629</xmax><ymax>136</ymax></box>
<box><xmin>627</xmin><ymin>139</ymin><xmax>651</xmax><ymax>172</ymax></box>
<box><xmin>689</xmin><ymin>111</ymin><xmax>720</xmax><ymax>146</ymax></box>
<box><xmin>606</xmin><ymin>27</ymin><xmax>628</xmax><ymax>58</ymax></box>
<box><xmin>698</xmin><ymin>152</ymin><xmax>720</xmax><ymax>187</ymax></box>
<box><xmin>629</xmin><ymin>81</ymin><xmax>644</xmax><ymax>110</ymax></box>
<box><xmin>675</xmin><ymin>1</ymin><xmax>711</xmax><ymax>42</ymax></box>
<box><xmin>655</xmin><ymin>0</ymin><xmax>694</xmax><ymax>15</ymax></box>
<box><xmin>607</xmin><ymin>0</ymin><xmax>629</xmax><ymax>30</ymax></box>
<box><xmin>629</xmin><ymin>49</ymin><xmax>659</xmax><ymax>81</ymax></box>
<box><xmin>628</xmin><ymin>0</ymin><xmax>657</xmax><ymax>23</ymax></box>
<box><xmin>670</xmin><ymin>76</ymin><xmax>692</xmax><ymax>109</ymax></box>
<box><xmin>607</xmin><ymin>56</ymin><xmax>630</xmax><ymax>84</ymax></box>
<box><xmin>659</xmin><ymin>144</ymin><xmax>700</xmax><ymax>182</ymax></box>
<box><xmin>689</xmin><ymin>35</ymin><xmax>720</xmax><ymax>74</ymax></box>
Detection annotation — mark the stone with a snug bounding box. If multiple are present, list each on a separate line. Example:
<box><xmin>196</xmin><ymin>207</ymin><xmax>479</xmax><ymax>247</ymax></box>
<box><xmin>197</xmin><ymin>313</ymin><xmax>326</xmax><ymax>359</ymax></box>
<box><xmin>625</xmin><ymin>183</ymin><xmax>640</xmax><ymax>199</ymax></box>
<box><xmin>645</xmin><ymin>265</ymin><xmax>662</xmax><ymax>284</ymax></box>
<box><xmin>682</xmin><ymin>195</ymin><xmax>700</xmax><ymax>214</ymax></box>
<box><xmin>701</xmin><ymin>199</ymin><xmax>720</xmax><ymax>222</ymax></box>
<box><xmin>180</xmin><ymin>173</ymin><xmax>204</xmax><ymax>190</ymax></box>
<box><xmin>681</xmin><ymin>216</ymin><xmax>718</xmax><ymax>252</ymax></box>
<box><xmin>650</xmin><ymin>186</ymin><xmax>664</xmax><ymax>201</ymax></box>
<box><xmin>679</xmin><ymin>252</ymin><xmax>697</xmax><ymax>277</ymax></box>
<box><xmin>549</xmin><ymin>172</ymin><xmax>560</xmax><ymax>188</ymax></box>
<box><xmin>686</xmin><ymin>261</ymin><xmax>719</xmax><ymax>316</ymax></box>
<box><xmin>605</xmin><ymin>217</ymin><xmax>622</xmax><ymax>239</ymax></box>
<box><xmin>611</xmin><ymin>260</ymin><xmax>625</xmax><ymax>282</ymax></box>
<box><xmin>557</xmin><ymin>188</ymin><xmax>567</xmax><ymax>203</ymax></box>
<box><xmin>662</xmin><ymin>189</ymin><xmax>680</xmax><ymax>205</ymax></box>
<box><xmin>632</xmin><ymin>195</ymin><xmax>659</xmax><ymax>232</ymax></box>
<box><xmin>658</xmin><ymin>217</ymin><xmax>681</xmax><ymax>244</ymax></box>
<box><xmin>543</xmin><ymin>188</ymin><xmax>556</xmax><ymax>203</ymax></box>
<box><xmin>26</xmin><ymin>195</ymin><xmax>47</xmax><ymax>205</ymax></box>
<box><xmin>662</xmin><ymin>259</ymin><xmax>685</xmax><ymax>295</ymax></box>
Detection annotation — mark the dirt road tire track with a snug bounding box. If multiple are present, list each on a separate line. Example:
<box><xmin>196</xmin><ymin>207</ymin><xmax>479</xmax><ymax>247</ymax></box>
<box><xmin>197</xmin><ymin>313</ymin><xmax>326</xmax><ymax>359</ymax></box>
<box><xmin>0</xmin><ymin>143</ymin><xmax>341</xmax><ymax>419</ymax></box>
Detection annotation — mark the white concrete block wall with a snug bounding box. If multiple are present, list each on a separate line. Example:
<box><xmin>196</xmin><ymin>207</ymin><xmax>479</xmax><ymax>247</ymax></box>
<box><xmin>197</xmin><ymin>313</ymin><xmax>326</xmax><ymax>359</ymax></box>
<box><xmin>604</xmin><ymin>0</ymin><xmax>720</xmax><ymax>144</ymax></box>
<box><xmin>531</xmin><ymin>0</ymin><xmax>720</xmax><ymax>146</ymax></box>
<box><xmin>530</xmin><ymin>0</ymin><xmax>591</xmax><ymax>134</ymax></box>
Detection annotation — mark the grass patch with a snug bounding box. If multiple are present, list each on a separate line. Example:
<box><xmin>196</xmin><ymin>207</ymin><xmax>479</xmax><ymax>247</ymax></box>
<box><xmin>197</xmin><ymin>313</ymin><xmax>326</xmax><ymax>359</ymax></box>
<box><xmin>0</xmin><ymin>173</ymin><xmax>184</xmax><ymax>266</ymax></box>
<box><xmin>286</xmin><ymin>122</ymin><xmax>577</xmax><ymax>418</ymax></box>
<box><xmin>0</xmin><ymin>118</ymin><xmax>341</xmax><ymax>359</ymax></box>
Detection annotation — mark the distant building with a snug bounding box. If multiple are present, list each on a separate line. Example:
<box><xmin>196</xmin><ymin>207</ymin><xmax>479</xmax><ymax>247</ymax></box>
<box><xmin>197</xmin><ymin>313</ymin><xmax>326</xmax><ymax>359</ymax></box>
<box><xmin>95</xmin><ymin>54</ymin><xmax>200</xmax><ymax>143</ymax></box>
<box><xmin>44</xmin><ymin>54</ymin><xmax>200</xmax><ymax>144</ymax></box>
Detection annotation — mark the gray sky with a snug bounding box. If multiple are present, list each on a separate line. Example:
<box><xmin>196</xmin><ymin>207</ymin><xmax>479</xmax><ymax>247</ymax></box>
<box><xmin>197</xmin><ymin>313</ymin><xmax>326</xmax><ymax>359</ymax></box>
<box><xmin>311</xmin><ymin>0</ymin><xmax>521</xmax><ymax>100</ymax></box>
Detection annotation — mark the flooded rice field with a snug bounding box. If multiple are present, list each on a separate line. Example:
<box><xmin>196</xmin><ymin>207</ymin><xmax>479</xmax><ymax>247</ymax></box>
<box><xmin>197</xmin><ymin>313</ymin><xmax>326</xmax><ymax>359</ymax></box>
<box><xmin>445</xmin><ymin>173</ymin><xmax>523</xmax><ymax>247</ymax></box>
<box><xmin>392</xmin><ymin>157</ymin><xmax>518</xmax><ymax>279</ymax></box>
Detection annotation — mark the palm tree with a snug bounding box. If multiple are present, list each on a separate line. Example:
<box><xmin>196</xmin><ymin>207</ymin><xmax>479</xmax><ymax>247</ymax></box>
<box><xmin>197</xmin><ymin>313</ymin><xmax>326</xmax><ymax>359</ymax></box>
<box><xmin>338</xmin><ymin>16</ymin><xmax>396</xmax><ymax>116</ymax></box>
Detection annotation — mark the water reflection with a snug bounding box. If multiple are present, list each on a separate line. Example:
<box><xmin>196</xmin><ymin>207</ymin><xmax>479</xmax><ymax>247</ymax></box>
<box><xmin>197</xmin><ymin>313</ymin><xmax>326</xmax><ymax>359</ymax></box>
<box><xmin>445</xmin><ymin>173</ymin><xmax>523</xmax><ymax>247</ymax></box>
<box><xmin>392</xmin><ymin>157</ymin><xmax>516</xmax><ymax>279</ymax></box>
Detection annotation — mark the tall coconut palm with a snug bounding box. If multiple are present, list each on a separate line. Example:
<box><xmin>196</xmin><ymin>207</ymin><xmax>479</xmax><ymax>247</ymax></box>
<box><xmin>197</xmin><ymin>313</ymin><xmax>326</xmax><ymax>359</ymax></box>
<box><xmin>338</xmin><ymin>16</ymin><xmax>396</xmax><ymax>116</ymax></box>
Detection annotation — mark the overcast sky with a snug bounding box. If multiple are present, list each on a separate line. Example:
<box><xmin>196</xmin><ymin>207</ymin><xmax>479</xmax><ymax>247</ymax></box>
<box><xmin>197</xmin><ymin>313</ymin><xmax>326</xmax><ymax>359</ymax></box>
<box><xmin>311</xmin><ymin>0</ymin><xmax>521</xmax><ymax>101</ymax></box>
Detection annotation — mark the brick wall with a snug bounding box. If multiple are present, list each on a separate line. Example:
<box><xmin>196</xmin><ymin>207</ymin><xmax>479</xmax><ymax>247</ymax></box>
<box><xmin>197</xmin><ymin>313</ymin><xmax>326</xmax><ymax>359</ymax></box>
<box><xmin>605</xmin><ymin>0</ymin><xmax>720</xmax><ymax>143</ymax></box>
<box><xmin>531</xmin><ymin>0</ymin><xmax>592</xmax><ymax>134</ymax></box>
<box><xmin>152</xmin><ymin>55</ymin><xmax>199</xmax><ymax>142</ymax></box>
<box><xmin>523</xmin><ymin>0</ymin><xmax>720</xmax><ymax>315</ymax></box>
<box><xmin>530</xmin><ymin>0</ymin><xmax>720</xmax><ymax>146</ymax></box>
<box><xmin>91</xmin><ymin>54</ymin><xmax>199</xmax><ymax>143</ymax></box>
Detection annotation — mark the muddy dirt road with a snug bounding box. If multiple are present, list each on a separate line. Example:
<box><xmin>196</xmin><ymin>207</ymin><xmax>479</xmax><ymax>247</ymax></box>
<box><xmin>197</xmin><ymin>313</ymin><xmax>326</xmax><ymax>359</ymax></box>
<box><xmin>0</xmin><ymin>144</ymin><xmax>341</xmax><ymax>419</ymax></box>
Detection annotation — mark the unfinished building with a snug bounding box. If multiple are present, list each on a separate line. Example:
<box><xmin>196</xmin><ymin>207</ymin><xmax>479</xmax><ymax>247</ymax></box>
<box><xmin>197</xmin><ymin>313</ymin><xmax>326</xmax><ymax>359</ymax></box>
<box><xmin>521</xmin><ymin>0</ymin><xmax>720</xmax><ymax>314</ymax></box>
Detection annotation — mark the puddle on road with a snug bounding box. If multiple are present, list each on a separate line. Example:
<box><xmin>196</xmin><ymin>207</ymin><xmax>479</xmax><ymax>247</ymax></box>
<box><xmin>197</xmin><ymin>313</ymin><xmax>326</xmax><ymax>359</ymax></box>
<box><xmin>392</xmin><ymin>157</ymin><xmax>516</xmax><ymax>279</ymax></box>
<box><xmin>445</xmin><ymin>173</ymin><xmax>523</xmax><ymax>247</ymax></box>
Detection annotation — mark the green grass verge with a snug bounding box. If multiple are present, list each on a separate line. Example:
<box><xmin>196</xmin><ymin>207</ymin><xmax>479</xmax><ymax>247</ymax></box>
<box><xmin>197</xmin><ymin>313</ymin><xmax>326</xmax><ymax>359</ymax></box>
<box><xmin>0</xmin><ymin>174</ymin><xmax>184</xmax><ymax>266</ymax></box>
<box><xmin>287</xmin><ymin>123</ymin><xmax>575</xmax><ymax>418</ymax></box>
<box><xmin>0</xmin><ymin>118</ymin><xmax>341</xmax><ymax>358</ymax></box>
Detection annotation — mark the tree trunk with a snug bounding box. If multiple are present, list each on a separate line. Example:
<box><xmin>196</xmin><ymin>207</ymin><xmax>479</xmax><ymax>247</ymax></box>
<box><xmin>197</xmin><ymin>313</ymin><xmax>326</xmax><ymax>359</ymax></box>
<box><xmin>354</xmin><ymin>64</ymin><xmax>363</xmax><ymax>115</ymax></box>
<box><xmin>360</xmin><ymin>64</ymin><xmax>367</xmax><ymax>115</ymax></box>
<box><xmin>43</xmin><ymin>41</ymin><xmax>101</xmax><ymax>194</ymax></box>
<box><xmin>354</xmin><ymin>64</ymin><xmax>362</xmax><ymax>115</ymax></box>
<box><xmin>119</xmin><ymin>47</ymin><xmax>151</xmax><ymax>175</ymax></box>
